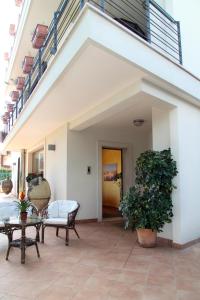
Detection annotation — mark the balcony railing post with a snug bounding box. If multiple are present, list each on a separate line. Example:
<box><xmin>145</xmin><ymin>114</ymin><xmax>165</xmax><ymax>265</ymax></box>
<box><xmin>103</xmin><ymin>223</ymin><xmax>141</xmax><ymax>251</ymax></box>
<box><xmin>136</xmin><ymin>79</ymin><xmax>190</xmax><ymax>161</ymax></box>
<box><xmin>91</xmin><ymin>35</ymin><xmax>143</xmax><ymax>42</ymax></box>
<box><xmin>21</xmin><ymin>93</ymin><xmax>24</xmax><ymax>111</ymax></box>
<box><xmin>8</xmin><ymin>118</ymin><xmax>10</xmax><ymax>132</ymax></box>
<box><xmin>50</xmin><ymin>11</ymin><xmax>59</xmax><ymax>55</ymax></box>
<box><xmin>145</xmin><ymin>0</ymin><xmax>151</xmax><ymax>43</ymax></box>
<box><xmin>99</xmin><ymin>0</ymin><xmax>105</xmax><ymax>12</ymax></box>
<box><xmin>11</xmin><ymin>112</ymin><xmax>14</xmax><ymax>126</ymax></box>
<box><xmin>28</xmin><ymin>73</ymin><xmax>31</xmax><ymax>97</ymax></box>
<box><xmin>177</xmin><ymin>21</ymin><xmax>183</xmax><ymax>65</ymax></box>
<box><xmin>80</xmin><ymin>0</ymin><xmax>85</xmax><ymax>9</ymax></box>
<box><xmin>38</xmin><ymin>48</ymin><xmax>42</xmax><ymax>78</ymax></box>
<box><xmin>15</xmin><ymin>102</ymin><xmax>18</xmax><ymax>120</ymax></box>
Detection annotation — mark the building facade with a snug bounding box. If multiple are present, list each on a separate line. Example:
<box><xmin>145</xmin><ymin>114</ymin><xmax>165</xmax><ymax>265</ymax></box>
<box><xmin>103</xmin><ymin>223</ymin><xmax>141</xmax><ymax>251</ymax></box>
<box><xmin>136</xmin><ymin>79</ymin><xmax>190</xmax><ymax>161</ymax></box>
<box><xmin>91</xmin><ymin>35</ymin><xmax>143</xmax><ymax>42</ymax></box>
<box><xmin>1</xmin><ymin>0</ymin><xmax>200</xmax><ymax>247</ymax></box>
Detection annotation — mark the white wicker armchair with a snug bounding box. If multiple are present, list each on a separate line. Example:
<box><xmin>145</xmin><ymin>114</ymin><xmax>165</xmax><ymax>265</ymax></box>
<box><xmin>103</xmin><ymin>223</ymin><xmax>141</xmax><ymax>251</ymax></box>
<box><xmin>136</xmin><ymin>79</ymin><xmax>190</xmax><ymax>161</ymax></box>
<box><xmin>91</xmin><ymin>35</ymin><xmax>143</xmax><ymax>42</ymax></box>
<box><xmin>41</xmin><ymin>200</ymin><xmax>80</xmax><ymax>246</ymax></box>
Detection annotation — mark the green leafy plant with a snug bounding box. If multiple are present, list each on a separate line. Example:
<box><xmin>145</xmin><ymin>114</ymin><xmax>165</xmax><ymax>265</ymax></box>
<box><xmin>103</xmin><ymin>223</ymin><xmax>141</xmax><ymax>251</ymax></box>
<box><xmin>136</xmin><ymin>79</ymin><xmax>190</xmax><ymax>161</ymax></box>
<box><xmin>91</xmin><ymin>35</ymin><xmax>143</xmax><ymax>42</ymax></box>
<box><xmin>14</xmin><ymin>199</ymin><xmax>32</xmax><ymax>213</ymax></box>
<box><xmin>119</xmin><ymin>149</ymin><xmax>178</xmax><ymax>231</ymax></box>
<box><xmin>0</xmin><ymin>168</ymin><xmax>11</xmax><ymax>181</ymax></box>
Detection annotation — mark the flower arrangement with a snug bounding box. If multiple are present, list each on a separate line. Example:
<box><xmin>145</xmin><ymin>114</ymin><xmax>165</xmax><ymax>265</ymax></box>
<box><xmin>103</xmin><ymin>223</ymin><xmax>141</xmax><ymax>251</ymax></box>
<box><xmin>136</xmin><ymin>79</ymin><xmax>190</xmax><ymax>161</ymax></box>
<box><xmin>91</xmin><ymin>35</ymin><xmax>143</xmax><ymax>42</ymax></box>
<box><xmin>15</xmin><ymin>192</ymin><xmax>32</xmax><ymax>220</ymax></box>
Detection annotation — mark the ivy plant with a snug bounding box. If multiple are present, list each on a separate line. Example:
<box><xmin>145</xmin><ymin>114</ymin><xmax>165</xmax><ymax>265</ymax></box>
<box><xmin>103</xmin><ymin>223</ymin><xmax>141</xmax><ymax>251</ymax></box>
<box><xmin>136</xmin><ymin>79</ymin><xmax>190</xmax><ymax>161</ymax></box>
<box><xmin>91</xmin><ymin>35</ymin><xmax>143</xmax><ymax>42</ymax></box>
<box><xmin>119</xmin><ymin>149</ymin><xmax>178</xmax><ymax>231</ymax></box>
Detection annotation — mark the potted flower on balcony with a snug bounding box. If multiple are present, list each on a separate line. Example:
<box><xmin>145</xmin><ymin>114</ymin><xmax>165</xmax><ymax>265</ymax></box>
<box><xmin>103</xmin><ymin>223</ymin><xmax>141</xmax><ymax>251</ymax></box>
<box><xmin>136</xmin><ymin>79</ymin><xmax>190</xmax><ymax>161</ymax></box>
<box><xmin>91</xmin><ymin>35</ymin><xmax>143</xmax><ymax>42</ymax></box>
<box><xmin>22</xmin><ymin>56</ymin><xmax>34</xmax><ymax>74</ymax></box>
<box><xmin>16</xmin><ymin>76</ymin><xmax>25</xmax><ymax>90</ymax></box>
<box><xmin>4</xmin><ymin>52</ymin><xmax>9</xmax><ymax>61</ymax></box>
<box><xmin>1</xmin><ymin>115</ymin><xmax>8</xmax><ymax>125</ymax></box>
<box><xmin>119</xmin><ymin>149</ymin><xmax>178</xmax><ymax>247</ymax></box>
<box><xmin>9</xmin><ymin>24</ymin><xmax>16</xmax><ymax>36</ymax></box>
<box><xmin>32</xmin><ymin>24</ymin><xmax>48</xmax><ymax>49</ymax></box>
<box><xmin>7</xmin><ymin>103</ymin><xmax>14</xmax><ymax>113</ymax></box>
<box><xmin>15</xmin><ymin>0</ymin><xmax>23</xmax><ymax>7</ymax></box>
<box><xmin>15</xmin><ymin>192</ymin><xmax>31</xmax><ymax>221</ymax></box>
<box><xmin>10</xmin><ymin>91</ymin><xmax>19</xmax><ymax>102</ymax></box>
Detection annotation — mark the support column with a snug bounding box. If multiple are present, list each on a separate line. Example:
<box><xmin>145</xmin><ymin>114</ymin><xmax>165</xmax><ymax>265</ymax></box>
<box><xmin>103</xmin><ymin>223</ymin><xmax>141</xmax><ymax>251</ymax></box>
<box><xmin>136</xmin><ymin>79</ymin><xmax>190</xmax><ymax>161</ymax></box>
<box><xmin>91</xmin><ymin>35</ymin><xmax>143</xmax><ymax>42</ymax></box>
<box><xmin>152</xmin><ymin>107</ymin><xmax>172</xmax><ymax>240</ymax></box>
<box><xmin>19</xmin><ymin>149</ymin><xmax>26</xmax><ymax>193</ymax></box>
<box><xmin>170</xmin><ymin>103</ymin><xmax>200</xmax><ymax>246</ymax></box>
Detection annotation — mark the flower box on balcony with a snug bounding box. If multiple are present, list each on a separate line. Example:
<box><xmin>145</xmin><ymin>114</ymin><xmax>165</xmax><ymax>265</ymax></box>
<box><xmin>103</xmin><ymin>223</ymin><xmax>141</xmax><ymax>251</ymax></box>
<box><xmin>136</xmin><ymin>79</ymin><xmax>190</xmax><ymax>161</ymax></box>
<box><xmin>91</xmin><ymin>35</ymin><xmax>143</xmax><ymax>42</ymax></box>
<box><xmin>15</xmin><ymin>0</ymin><xmax>23</xmax><ymax>7</ymax></box>
<box><xmin>22</xmin><ymin>56</ymin><xmax>34</xmax><ymax>74</ymax></box>
<box><xmin>1</xmin><ymin>116</ymin><xmax>8</xmax><ymax>125</ymax></box>
<box><xmin>16</xmin><ymin>76</ymin><xmax>25</xmax><ymax>90</ymax></box>
<box><xmin>9</xmin><ymin>24</ymin><xmax>16</xmax><ymax>36</ymax></box>
<box><xmin>10</xmin><ymin>91</ymin><xmax>19</xmax><ymax>102</ymax></box>
<box><xmin>32</xmin><ymin>24</ymin><xmax>48</xmax><ymax>49</ymax></box>
<box><xmin>4</xmin><ymin>52</ymin><xmax>9</xmax><ymax>61</ymax></box>
<box><xmin>7</xmin><ymin>103</ymin><xmax>14</xmax><ymax>113</ymax></box>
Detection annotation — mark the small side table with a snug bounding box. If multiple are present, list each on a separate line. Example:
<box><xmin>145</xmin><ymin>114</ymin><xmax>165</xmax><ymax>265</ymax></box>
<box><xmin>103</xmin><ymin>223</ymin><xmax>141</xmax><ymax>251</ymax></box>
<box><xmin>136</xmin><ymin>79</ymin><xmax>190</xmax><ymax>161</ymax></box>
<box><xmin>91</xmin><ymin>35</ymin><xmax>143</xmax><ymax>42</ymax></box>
<box><xmin>4</xmin><ymin>217</ymin><xmax>43</xmax><ymax>264</ymax></box>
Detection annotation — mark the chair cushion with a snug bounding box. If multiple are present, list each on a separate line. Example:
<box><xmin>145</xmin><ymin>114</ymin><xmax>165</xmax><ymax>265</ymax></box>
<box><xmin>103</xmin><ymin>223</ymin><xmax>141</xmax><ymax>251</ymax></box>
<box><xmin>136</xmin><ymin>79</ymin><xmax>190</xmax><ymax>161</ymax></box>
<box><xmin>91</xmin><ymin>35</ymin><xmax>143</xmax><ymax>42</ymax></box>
<box><xmin>48</xmin><ymin>200</ymin><xmax>78</xmax><ymax>218</ymax></box>
<box><xmin>47</xmin><ymin>201</ymin><xmax>59</xmax><ymax>218</ymax></box>
<box><xmin>43</xmin><ymin>218</ymin><xmax>68</xmax><ymax>225</ymax></box>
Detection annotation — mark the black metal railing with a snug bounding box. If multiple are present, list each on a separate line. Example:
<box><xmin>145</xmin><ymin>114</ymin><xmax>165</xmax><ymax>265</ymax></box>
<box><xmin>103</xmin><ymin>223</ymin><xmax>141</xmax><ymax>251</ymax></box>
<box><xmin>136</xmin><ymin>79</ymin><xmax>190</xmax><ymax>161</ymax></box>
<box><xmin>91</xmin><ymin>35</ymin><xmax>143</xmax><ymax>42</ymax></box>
<box><xmin>4</xmin><ymin>0</ymin><xmax>182</xmax><ymax>139</ymax></box>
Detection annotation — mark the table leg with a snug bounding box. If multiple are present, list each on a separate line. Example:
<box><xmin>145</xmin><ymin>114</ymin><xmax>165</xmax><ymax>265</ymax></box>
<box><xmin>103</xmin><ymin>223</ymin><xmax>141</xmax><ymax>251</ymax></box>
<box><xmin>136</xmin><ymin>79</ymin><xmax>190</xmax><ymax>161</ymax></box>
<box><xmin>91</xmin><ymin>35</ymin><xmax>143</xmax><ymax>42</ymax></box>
<box><xmin>35</xmin><ymin>224</ymin><xmax>41</xmax><ymax>242</ymax></box>
<box><xmin>21</xmin><ymin>225</ymin><xmax>26</xmax><ymax>264</ymax></box>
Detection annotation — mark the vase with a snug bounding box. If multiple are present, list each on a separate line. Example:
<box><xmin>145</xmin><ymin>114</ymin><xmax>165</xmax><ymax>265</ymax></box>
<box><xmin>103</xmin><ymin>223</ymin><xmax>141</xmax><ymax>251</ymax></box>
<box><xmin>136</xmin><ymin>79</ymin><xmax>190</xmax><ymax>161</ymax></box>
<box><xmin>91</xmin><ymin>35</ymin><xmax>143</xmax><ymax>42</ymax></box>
<box><xmin>20</xmin><ymin>212</ymin><xmax>28</xmax><ymax>221</ymax></box>
<box><xmin>2</xmin><ymin>178</ymin><xmax>13</xmax><ymax>195</ymax></box>
<box><xmin>28</xmin><ymin>177</ymin><xmax>51</xmax><ymax>213</ymax></box>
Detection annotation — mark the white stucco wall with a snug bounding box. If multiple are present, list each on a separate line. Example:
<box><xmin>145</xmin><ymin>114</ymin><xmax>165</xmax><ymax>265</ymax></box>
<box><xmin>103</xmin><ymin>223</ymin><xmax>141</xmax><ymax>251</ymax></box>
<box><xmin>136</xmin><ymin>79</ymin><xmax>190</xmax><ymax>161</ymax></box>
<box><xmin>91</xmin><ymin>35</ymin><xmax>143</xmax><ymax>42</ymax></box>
<box><xmin>152</xmin><ymin>100</ymin><xmax>200</xmax><ymax>245</ymax></box>
<box><xmin>171</xmin><ymin>0</ymin><xmax>200</xmax><ymax>78</ymax></box>
<box><xmin>172</xmin><ymin>102</ymin><xmax>200</xmax><ymax>244</ymax></box>
<box><xmin>67</xmin><ymin>126</ymin><xmax>151</xmax><ymax>220</ymax></box>
<box><xmin>45</xmin><ymin>124</ymin><xmax>68</xmax><ymax>201</ymax></box>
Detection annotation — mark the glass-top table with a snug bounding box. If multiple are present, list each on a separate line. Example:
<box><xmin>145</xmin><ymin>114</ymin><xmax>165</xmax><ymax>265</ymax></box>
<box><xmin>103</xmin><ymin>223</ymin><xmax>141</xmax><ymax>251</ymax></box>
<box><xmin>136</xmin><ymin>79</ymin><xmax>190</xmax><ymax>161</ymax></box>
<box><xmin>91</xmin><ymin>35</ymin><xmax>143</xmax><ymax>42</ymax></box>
<box><xmin>4</xmin><ymin>217</ymin><xmax>43</xmax><ymax>264</ymax></box>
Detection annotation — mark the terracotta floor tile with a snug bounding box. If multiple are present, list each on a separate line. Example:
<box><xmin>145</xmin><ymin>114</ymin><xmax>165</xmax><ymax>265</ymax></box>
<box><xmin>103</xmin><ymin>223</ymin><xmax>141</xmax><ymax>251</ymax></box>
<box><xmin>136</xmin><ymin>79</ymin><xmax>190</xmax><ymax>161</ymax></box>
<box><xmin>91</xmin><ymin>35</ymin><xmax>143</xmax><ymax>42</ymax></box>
<box><xmin>0</xmin><ymin>295</ymin><xmax>30</xmax><ymax>300</ymax></box>
<box><xmin>0</xmin><ymin>222</ymin><xmax>200</xmax><ymax>299</ymax></box>
<box><xmin>107</xmin><ymin>281</ymin><xmax>143</xmax><ymax>299</ymax></box>
<box><xmin>176</xmin><ymin>278</ymin><xmax>200</xmax><ymax>292</ymax></box>
<box><xmin>35</xmin><ymin>285</ymin><xmax>77</xmax><ymax>300</ymax></box>
<box><xmin>177</xmin><ymin>290</ymin><xmax>200</xmax><ymax>300</ymax></box>
<box><xmin>143</xmin><ymin>286</ymin><xmax>177</xmax><ymax>300</ymax></box>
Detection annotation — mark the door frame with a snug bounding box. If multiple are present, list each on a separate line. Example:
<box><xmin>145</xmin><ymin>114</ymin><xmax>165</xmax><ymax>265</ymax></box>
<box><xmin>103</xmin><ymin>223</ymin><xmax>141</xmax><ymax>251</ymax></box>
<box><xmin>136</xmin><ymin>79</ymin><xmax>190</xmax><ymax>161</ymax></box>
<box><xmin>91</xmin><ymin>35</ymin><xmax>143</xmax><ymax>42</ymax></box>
<box><xmin>97</xmin><ymin>141</ymin><xmax>133</xmax><ymax>221</ymax></box>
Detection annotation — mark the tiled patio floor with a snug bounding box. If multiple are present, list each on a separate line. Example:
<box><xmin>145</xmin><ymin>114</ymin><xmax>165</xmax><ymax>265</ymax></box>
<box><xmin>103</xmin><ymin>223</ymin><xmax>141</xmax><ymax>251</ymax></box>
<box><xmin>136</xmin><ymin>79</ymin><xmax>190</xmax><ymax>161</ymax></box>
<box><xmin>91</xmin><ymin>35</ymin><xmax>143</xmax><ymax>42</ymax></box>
<box><xmin>0</xmin><ymin>221</ymin><xmax>200</xmax><ymax>300</ymax></box>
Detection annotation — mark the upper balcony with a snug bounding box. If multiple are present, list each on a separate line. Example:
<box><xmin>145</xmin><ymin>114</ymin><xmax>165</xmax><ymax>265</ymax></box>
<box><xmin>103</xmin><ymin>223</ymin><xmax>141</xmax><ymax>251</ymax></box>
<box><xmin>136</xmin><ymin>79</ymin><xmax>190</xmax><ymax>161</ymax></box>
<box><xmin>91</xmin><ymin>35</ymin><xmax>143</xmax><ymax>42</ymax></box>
<box><xmin>1</xmin><ymin>0</ymin><xmax>191</xmax><ymax>148</ymax></box>
<box><xmin>5</xmin><ymin>0</ymin><xmax>61</xmax><ymax>86</ymax></box>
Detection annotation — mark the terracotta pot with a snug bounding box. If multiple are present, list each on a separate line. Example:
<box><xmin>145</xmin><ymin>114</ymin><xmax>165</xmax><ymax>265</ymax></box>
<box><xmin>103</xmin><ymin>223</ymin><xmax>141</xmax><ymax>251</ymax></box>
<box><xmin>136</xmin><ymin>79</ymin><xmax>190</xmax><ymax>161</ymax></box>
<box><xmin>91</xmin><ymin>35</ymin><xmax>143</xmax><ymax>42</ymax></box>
<box><xmin>136</xmin><ymin>229</ymin><xmax>157</xmax><ymax>248</ymax></box>
<box><xmin>7</xmin><ymin>104</ymin><xmax>14</xmax><ymax>113</ymax></box>
<box><xmin>16</xmin><ymin>77</ymin><xmax>25</xmax><ymax>90</ymax></box>
<box><xmin>1</xmin><ymin>116</ymin><xmax>7</xmax><ymax>124</ymax></box>
<box><xmin>4</xmin><ymin>52</ymin><xmax>9</xmax><ymax>61</ymax></box>
<box><xmin>15</xmin><ymin>0</ymin><xmax>23</xmax><ymax>7</ymax></box>
<box><xmin>10</xmin><ymin>91</ymin><xmax>19</xmax><ymax>102</ymax></box>
<box><xmin>9</xmin><ymin>24</ymin><xmax>16</xmax><ymax>36</ymax></box>
<box><xmin>20</xmin><ymin>212</ymin><xmax>28</xmax><ymax>221</ymax></box>
<box><xmin>32</xmin><ymin>24</ymin><xmax>48</xmax><ymax>49</ymax></box>
<box><xmin>22</xmin><ymin>56</ymin><xmax>34</xmax><ymax>74</ymax></box>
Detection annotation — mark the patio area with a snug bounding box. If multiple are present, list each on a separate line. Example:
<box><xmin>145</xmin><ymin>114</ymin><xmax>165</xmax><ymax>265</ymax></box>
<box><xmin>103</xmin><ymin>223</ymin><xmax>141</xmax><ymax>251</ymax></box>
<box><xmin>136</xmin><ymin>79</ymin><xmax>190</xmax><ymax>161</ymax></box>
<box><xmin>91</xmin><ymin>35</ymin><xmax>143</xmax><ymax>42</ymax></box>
<box><xmin>0</xmin><ymin>220</ymin><xmax>200</xmax><ymax>300</ymax></box>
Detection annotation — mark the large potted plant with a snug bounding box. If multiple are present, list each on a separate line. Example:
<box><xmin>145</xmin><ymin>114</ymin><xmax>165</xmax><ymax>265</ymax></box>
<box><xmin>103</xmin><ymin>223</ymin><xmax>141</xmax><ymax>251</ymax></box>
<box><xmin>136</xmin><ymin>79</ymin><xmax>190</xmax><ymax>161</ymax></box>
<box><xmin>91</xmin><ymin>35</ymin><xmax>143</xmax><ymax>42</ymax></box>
<box><xmin>119</xmin><ymin>149</ymin><xmax>178</xmax><ymax>247</ymax></box>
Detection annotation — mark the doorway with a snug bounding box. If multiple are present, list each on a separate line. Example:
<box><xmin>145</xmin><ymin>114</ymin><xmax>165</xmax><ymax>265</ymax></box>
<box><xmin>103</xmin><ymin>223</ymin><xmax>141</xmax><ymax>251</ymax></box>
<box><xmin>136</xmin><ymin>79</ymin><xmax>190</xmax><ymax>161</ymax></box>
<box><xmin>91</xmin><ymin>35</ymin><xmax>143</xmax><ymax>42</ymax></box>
<box><xmin>102</xmin><ymin>148</ymin><xmax>123</xmax><ymax>218</ymax></box>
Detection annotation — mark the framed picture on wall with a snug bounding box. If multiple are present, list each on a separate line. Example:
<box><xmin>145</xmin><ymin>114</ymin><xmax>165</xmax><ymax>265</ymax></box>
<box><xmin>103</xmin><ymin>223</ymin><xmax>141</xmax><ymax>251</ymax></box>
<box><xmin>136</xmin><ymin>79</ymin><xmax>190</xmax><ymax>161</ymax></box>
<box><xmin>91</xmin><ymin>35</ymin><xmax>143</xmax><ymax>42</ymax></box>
<box><xmin>103</xmin><ymin>163</ymin><xmax>117</xmax><ymax>181</ymax></box>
